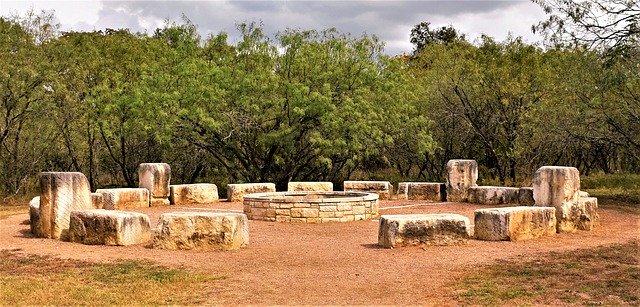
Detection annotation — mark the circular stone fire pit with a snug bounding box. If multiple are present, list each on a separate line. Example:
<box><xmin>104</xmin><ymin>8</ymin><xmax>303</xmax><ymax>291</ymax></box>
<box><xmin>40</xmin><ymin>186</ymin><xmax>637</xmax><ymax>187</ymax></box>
<box><xmin>243</xmin><ymin>191</ymin><xmax>379</xmax><ymax>223</ymax></box>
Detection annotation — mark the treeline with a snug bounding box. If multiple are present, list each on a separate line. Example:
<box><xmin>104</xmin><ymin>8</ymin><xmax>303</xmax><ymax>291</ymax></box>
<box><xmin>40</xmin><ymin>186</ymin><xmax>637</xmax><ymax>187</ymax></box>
<box><xmin>1</xmin><ymin>14</ymin><xmax>638</xmax><ymax>198</ymax></box>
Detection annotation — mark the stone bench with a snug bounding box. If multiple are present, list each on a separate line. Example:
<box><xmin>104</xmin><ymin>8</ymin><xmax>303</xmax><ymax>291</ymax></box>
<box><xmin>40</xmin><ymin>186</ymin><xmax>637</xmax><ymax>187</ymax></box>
<box><xmin>227</xmin><ymin>183</ymin><xmax>276</xmax><ymax>202</ymax></box>
<box><xmin>468</xmin><ymin>186</ymin><xmax>519</xmax><ymax>205</ymax></box>
<box><xmin>446</xmin><ymin>159</ymin><xmax>478</xmax><ymax>202</ymax></box>
<box><xmin>153</xmin><ymin>212</ymin><xmax>249</xmax><ymax>250</ymax></box>
<box><xmin>287</xmin><ymin>182</ymin><xmax>333</xmax><ymax>192</ymax></box>
<box><xmin>518</xmin><ymin>187</ymin><xmax>535</xmax><ymax>205</ymax></box>
<box><xmin>397</xmin><ymin>182</ymin><xmax>446</xmax><ymax>201</ymax></box>
<box><xmin>138</xmin><ymin>163</ymin><xmax>171</xmax><ymax>206</ymax></box>
<box><xmin>170</xmin><ymin>184</ymin><xmax>219</xmax><ymax>205</ymax></box>
<box><xmin>474</xmin><ymin>206</ymin><xmax>556</xmax><ymax>241</ymax></box>
<box><xmin>68</xmin><ymin>209</ymin><xmax>151</xmax><ymax>246</ymax></box>
<box><xmin>378</xmin><ymin>214</ymin><xmax>471</xmax><ymax>248</ymax></box>
<box><xmin>533</xmin><ymin>166</ymin><xmax>581</xmax><ymax>233</ymax></box>
<box><xmin>344</xmin><ymin>181</ymin><xmax>392</xmax><ymax>200</ymax></box>
<box><xmin>96</xmin><ymin>188</ymin><xmax>150</xmax><ymax>210</ymax></box>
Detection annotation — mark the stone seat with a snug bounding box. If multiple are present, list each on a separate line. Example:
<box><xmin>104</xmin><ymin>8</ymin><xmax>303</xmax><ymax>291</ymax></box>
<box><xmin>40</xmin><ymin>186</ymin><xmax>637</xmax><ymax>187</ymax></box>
<box><xmin>287</xmin><ymin>181</ymin><xmax>333</xmax><ymax>192</ymax></box>
<box><xmin>378</xmin><ymin>214</ymin><xmax>471</xmax><ymax>248</ymax></box>
<box><xmin>474</xmin><ymin>206</ymin><xmax>556</xmax><ymax>241</ymax></box>
<box><xmin>397</xmin><ymin>182</ymin><xmax>446</xmax><ymax>201</ymax></box>
<box><xmin>468</xmin><ymin>186</ymin><xmax>519</xmax><ymax>205</ymax></box>
<box><xmin>96</xmin><ymin>188</ymin><xmax>149</xmax><ymax>210</ymax></box>
<box><xmin>170</xmin><ymin>183</ymin><xmax>219</xmax><ymax>205</ymax></box>
<box><xmin>227</xmin><ymin>183</ymin><xmax>276</xmax><ymax>202</ymax></box>
<box><xmin>68</xmin><ymin>209</ymin><xmax>152</xmax><ymax>246</ymax></box>
<box><xmin>153</xmin><ymin>212</ymin><xmax>249</xmax><ymax>250</ymax></box>
<box><xmin>344</xmin><ymin>181</ymin><xmax>392</xmax><ymax>200</ymax></box>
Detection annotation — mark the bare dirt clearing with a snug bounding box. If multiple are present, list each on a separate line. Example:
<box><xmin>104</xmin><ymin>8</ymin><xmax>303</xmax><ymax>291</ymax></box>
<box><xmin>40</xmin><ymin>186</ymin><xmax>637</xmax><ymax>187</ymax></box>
<box><xmin>1</xmin><ymin>200</ymin><xmax>638</xmax><ymax>305</ymax></box>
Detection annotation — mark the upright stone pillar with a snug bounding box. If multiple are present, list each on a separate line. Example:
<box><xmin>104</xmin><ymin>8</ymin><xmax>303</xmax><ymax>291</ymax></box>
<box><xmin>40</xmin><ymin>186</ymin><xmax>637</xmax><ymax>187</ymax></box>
<box><xmin>38</xmin><ymin>172</ymin><xmax>93</xmax><ymax>239</ymax></box>
<box><xmin>446</xmin><ymin>159</ymin><xmax>478</xmax><ymax>202</ymax></box>
<box><xmin>533</xmin><ymin>166</ymin><xmax>581</xmax><ymax>233</ymax></box>
<box><xmin>138</xmin><ymin>163</ymin><xmax>171</xmax><ymax>206</ymax></box>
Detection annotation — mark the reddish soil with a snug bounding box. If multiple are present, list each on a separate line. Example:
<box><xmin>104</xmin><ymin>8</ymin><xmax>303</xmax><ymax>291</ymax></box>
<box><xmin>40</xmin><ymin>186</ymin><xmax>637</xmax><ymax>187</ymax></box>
<box><xmin>1</xmin><ymin>200</ymin><xmax>638</xmax><ymax>305</ymax></box>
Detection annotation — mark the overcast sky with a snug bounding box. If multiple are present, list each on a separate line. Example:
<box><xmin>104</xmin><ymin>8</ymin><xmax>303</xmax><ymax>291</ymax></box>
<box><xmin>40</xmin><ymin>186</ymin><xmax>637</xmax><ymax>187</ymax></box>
<box><xmin>1</xmin><ymin>0</ymin><xmax>548</xmax><ymax>54</ymax></box>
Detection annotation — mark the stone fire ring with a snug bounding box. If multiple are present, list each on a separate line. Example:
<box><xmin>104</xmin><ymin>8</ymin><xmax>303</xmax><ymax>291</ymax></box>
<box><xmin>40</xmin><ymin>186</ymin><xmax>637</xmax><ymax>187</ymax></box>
<box><xmin>243</xmin><ymin>191</ymin><xmax>379</xmax><ymax>223</ymax></box>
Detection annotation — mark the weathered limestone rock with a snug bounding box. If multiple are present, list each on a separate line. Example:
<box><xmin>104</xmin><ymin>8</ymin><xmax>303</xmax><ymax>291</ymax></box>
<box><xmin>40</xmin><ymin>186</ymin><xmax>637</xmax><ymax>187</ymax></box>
<box><xmin>29</xmin><ymin>196</ymin><xmax>43</xmax><ymax>237</ymax></box>
<box><xmin>378</xmin><ymin>214</ymin><xmax>470</xmax><ymax>248</ymax></box>
<box><xmin>170</xmin><ymin>184</ymin><xmax>219</xmax><ymax>205</ymax></box>
<box><xmin>153</xmin><ymin>212</ymin><xmax>249</xmax><ymax>250</ymax></box>
<box><xmin>38</xmin><ymin>172</ymin><xmax>93</xmax><ymax>239</ymax></box>
<box><xmin>397</xmin><ymin>182</ymin><xmax>446</xmax><ymax>201</ymax></box>
<box><xmin>518</xmin><ymin>187</ymin><xmax>535</xmax><ymax>206</ymax></box>
<box><xmin>343</xmin><ymin>181</ymin><xmax>392</xmax><ymax>200</ymax></box>
<box><xmin>287</xmin><ymin>182</ymin><xmax>333</xmax><ymax>192</ymax></box>
<box><xmin>468</xmin><ymin>186</ymin><xmax>519</xmax><ymax>205</ymax></box>
<box><xmin>96</xmin><ymin>188</ymin><xmax>149</xmax><ymax>210</ymax></box>
<box><xmin>227</xmin><ymin>183</ymin><xmax>276</xmax><ymax>202</ymax></box>
<box><xmin>396</xmin><ymin>183</ymin><xmax>409</xmax><ymax>200</ymax></box>
<box><xmin>138</xmin><ymin>163</ymin><xmax>171</xmax><ymax>207</ymax></box>
<box><xmin>533</xmin><ymin>166</ymin><xmax>581</xmax><ymax>233</ymax></box>
<box><xmin>68</xmin><ymin>209</ymin><xmax>151</xmax><ymax>246</ymax></box>
<box><xmin>91</xmin><ymin>192</ymin><xmax>104</xmax><ymax>209</ymax></box>
<box><xmin>474</xmin><ymin>206</ymin><xmax>556</xmax><ymax>241</ymax></box>
<box><xmin>446</xmin><ymin>159</ymin><xmax>478</xmax><ymax>202</ymax></box>
<box><xmin>577</xmin><ymin>197</ymin><xmax>599</xmax><ymax>230</ymax></box>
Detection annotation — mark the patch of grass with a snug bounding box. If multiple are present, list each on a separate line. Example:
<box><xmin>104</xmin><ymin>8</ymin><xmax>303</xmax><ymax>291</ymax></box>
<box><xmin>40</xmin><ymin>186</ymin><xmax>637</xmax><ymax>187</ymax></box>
<box><xmin>0</xmin><ymin>203</ymin><xmax>28</xmax><ymax>219</ymax></box>
<box><xmin>0</xmin><ymin>250</ymin><xmax>224</xmax><ymax>305</ymax></box>
<box><xmin>455</xmin><ymin>240</ymin><xmax>640</xmax><ymax>306</ymax></box>
<box><xmin>581</xmin><ymin>173</ymin><xmax>640</xmax><ymax>205</ymax></box>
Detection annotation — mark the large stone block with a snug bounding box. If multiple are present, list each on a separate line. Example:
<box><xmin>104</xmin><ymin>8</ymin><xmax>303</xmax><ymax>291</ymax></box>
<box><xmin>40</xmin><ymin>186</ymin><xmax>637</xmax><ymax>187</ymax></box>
<box><xmin>378</xmin><ymin>214</ymin><xmax>470</xmax><ymax>248</ymax></box>
<box><xmin>468</xmin><ymin>186</ymin><xmax>519</xmax><ymax>205</ymax></box>
<box><xmin>227</xmin><ymin>183</ymin><xmax>276</xmax><ymax>202</ymax></box>
<box><xmin>533</xmin><ymin>166</ymin><xmax>581</xmax><ymax>233</ymax></box>
<box><xmin>287</xmin><ymin>182</ymin><xmax>333</xmax><ymax>192</ymax></box>
<box><xmin>518</xmin><ymin>187</ymin><xmax>535</xmax><ymax>206</ymax></box>
<box><xmin>96</xmin><ymin>188</ymin><xmax>150</xmax><ymax>210</ymax></box>
<box><xmin>396</xmin><ymin>183</ymin><xmax>409</xmax><ymax>200</ymax></box>
<box><xmin>474</xmin><ymin>206</ymin><xmax>556</xmax><ymax>241</ymax></box>
<box><xmin>138</xmin><ymin>163</ymin><xmax>171</xmax><ymax>198</ymax></box>
<box><xmin>446</xmin><ymin>159</ymin><xmax>478</xmax><ymax>202</ymax></box>
<box><xmin>38</xmin><ymin>172</ymin><xmax>93</xmax><ymax>239</ymax></box>
<box><xmin>408</xmin><ymin>182</ymin><xmax>446</xmax><ymax>201</ymax></box>
<box><xmin>170</xmin><ymin>184</ymin><xmax>219</xmax><ymax>205</ymax></box>
<box><xmin>577</xmin><ymin>197</ymin><xmax>599</xmax><ymax>231</ymax></box>
<box><xmin>153</xmin><ymin>212</ymin><xmax>249</xmax><ymax>250</ymax></box>
<box><xmin>68</xmin><ymin>209</ymin><xmax>151</xmax><ymax>246</ymax></box>
<box><xmin>29</xmin><ymin>196</ymin><xmax>43</xmax><ymax>237</ymax></box>
<box><xmin>91</xmin><ymin>192</ymin><xmax>104</xmax><ymax>209</ymax></box>
<box><xmin>343</xmin><ymin>181</ymin><xmax>392</xmax><ymax>200</ymax></box>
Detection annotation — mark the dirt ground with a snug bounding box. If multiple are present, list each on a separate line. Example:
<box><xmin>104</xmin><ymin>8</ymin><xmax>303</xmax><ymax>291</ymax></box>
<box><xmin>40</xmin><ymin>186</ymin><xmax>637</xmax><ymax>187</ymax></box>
<box><xmin>1</xmin><ymin>200</ymin><xmax>638</xmax><ymax>305</ymax></box>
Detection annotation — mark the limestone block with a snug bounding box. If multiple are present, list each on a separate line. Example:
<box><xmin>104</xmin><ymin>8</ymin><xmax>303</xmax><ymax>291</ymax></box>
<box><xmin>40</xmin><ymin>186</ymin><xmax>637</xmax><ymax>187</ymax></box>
<box><xmin>378</xmin><ymin>214</ymin><xmax>470</xmax><ymax>248</ymax></box>
<box><xmin>29</xmin><ymin>196</ymin><xmax>43</xmax><ymax>237</ymax></box>
<box><xmin>68</xmin><ymin>209</ymin><xmax>151</xmax><ymax>246</ymax></box>
<box><xmin>38</xmin><ymin>172</ymin><xmax>93</xmax><ymax>239</ymax></box>
<box><xmin>138</xmin><ymin>163</ymin><xmax>171</xmax><ymax>198</ymax></box>
<box><xmin>287</xmin><ymin>182</ymin><xmax>333</xmax><ymax>192</ymax></box>
<box><xmin>226</xmin><ymin>183</ymin><xmax>276</xmax><ymax>202</ymax></box>
<box><xmin>153</xmin><ymin>212</ymin><xmax>249</xmax><ymax>250</ymax></box>
<box><xmin>170</xmin><ymin>183</ymin><xmax>219</xmax><ymax>205</ymax></box>
<box><xmin>396</xmin><ymin>183</ymin><xmax>409</xmax><ymax>200</ymax></box>
<box><xmin>533</xmin><ymin>166</ymin><xmax>581</xmax><ymax>233</ymax></box>
<box><xmin>91</xmin><ymin>193</ymin><xmax>104</xmax><ymax>209</ymax></box>
<box><xmin>474</xmin><ymin>206</ymin><xmax>556</xmax><ymax>241</ymax></box>
<box><xmin>343</xmin><ymin>181</ymin><xmax>392</xmax><ymax>200</ymax></box>
<box><xmin>468</xmin><ymin>186</ymin><xmax>519</xmax><ymax>205</ymax></box>
<box><xmin>518</xmin><ymin>187</ymin><xmax>535</xmax><ymax>206</ymax></box>
<box><xmin>405</xmin><ymin>182</ymin><xmax>446</xmax><ymax>201</ymax></box>
<box><xmin>577</xmin><ymin>197</ymin><xmax>599</xmax><ymax>231</ymax></box>
<box><xmin>150</xmin><ymin>198</ymin><xmax>170</xmax><ymax>207</ymax></box>
<box><xmin>446</xmin><ymin>159</ymin><xmax>478</xmax><ymax>202</ymax></box>
<box><xmin>96</xmin><ymin>188</ymin><xmax>149</xmax><ymax>210</ymax></box>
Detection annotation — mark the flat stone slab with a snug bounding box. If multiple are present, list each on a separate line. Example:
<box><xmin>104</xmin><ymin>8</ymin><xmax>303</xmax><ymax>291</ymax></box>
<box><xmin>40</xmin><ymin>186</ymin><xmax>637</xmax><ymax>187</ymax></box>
<box><xmin>468</xmin><ymin>186</ymin><xmax>519</xmax><ymax>205</ymax></box>
<box><xmin>68</xmin><ymin>209</ymin><xmax>151</xmax><ymax>246</ymax></box>
<box><xmin>170</xmin><ymin>184</ymin><xmax>219</xmax><ymax>205</ymax></box>
<box><xmin>344</xmin><ymin>181</ymin><xmax>392</xmax><ymax>200</ymax></box>
<box><xmin>38</xmin><ymin>172</ymin><xmax>93</xmax><ymax>239</ymax></box>
<box><xmin>138</xmin><ymin>163</ymin><xmax>171</xmax><ymax>198</ymax></box>
<box><xmin>227</xmin><ymin>183</ymin><xmax>276</xmax><ymax>202</ymax></box>
<box><xmin>518</xmin><ymin>187</ymin><xmax>535</xmax><ymax>206</ymax></box>
<box><xmin>533</xmin><ymin>166</ymin><xmax>581</xmax><ymax>233</ymax></box>
<box><xmin>378</xmin><ymin>214</ymin><xmax>470</xmax><ymax>248</ymax></box>
<box><xmin>474</xmin><ymin>206</ymin><xmax>556</xmax><ymax>241</ymax></box>
<box><xmin>154</xmin><ymin>212</ymin><xmax>249</xmax><ymax>250</ymax></box>
<box><xmin>446</xmin><ymin>159</ymin><xmax>478</xmax><ymax>202</ymax></box>
<box><xmin>287</xmin><ymin>182</ymin><xmax>333</xmax><ymax>192</ymax></box>
<box><xmin>96</xmin><ymin>188</ymin><xmax>149</xmax><ymax>210</ymax></box>
<box><xmin>398</xmin><ymin>182</ymin><xmax>446</xmax><ymax>201</ymax></box>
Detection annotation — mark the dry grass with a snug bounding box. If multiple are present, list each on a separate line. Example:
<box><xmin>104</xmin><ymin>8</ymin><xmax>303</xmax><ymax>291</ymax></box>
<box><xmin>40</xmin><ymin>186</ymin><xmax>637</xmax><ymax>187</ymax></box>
<box><xmin>0</xmin><ymin>250</ymin><xmax>224</xmax><ymax>305</ymax></box>
<box><xmin>455</xmin><ymin>240</ymin><xmax>640</xmax><ymax>306</ymax></box>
